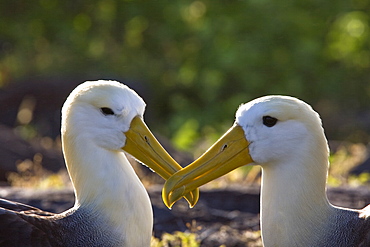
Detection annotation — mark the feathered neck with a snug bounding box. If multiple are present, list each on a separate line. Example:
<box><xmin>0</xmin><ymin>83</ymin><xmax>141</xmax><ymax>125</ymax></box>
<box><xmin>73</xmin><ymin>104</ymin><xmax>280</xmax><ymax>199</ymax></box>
<box><xmin>61</xmin><ymin>126</ymin><xmax>153</xmax><ymax>246</ymax></box>
<box><xmin>260</xmin><ymin>132</ymin><xmax>335</xmax><ymax>246</ymax></box>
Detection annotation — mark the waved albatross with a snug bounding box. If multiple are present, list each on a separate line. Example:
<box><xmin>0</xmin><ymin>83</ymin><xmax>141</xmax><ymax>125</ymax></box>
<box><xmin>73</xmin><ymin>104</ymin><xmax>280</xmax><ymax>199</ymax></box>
<box><xmin>0</xmin><ymin>80</ymin><xmax>198</xmax><ymax>247</ymax></box>
<box><xmin>163</xmin><ymin>95</ymin><xmax>370</xmax><ymax>247</ymax></box>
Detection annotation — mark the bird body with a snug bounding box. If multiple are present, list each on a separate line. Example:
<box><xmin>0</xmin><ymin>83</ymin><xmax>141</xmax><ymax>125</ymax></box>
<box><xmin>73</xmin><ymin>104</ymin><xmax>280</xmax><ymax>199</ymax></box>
<box><xmin>61</xmin><ymin>123</ymin><xmax>153</xmax><ymax>246</ymax></box>
<box><xmin>163</xmin><ymin>95</ymin><xmax>370</xmax><ymax>246</ymax></box>
<box><xmin>261</xmin><ymin>163</ymin><xmax>370</xmax><ymax>246</ymax></box>
<box><xmin>1</xmin><ymin>134</ymin><xmax>149</xmax><ymax>246</ymax></box>
<box><xmin>0</xmin><ymin>80</ymin><xmax>198</xmax><ymax>247</ymax></box>
<box><xmin>0</xmin><ymin>201</ymin><xmax>127</xmax><ymax>246</ymax></box>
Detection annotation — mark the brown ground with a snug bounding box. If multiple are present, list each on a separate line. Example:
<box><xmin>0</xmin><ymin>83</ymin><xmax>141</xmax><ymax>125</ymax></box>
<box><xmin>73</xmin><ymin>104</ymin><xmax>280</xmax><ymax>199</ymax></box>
<box><xmin>1</xmin><ymin>185</ymin><xmax>370</xmax><ymax>247</ymax></box>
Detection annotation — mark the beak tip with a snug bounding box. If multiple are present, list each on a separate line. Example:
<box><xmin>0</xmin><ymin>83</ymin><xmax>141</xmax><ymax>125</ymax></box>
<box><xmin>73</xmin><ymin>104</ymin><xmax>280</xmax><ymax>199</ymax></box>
<box><xmin>188</xmin><ymin>198</ymin><xmax>197</xmax><ymax>208</ymax></box>
<box><xmin>163</xmin><ymin>200</ymin><xmax>174</xmax><ymax>209</ymax></box>
<box><xmin>163</xmin><ymin>181</ymin><xmax>200</xmax><ymax>209</ymax></box>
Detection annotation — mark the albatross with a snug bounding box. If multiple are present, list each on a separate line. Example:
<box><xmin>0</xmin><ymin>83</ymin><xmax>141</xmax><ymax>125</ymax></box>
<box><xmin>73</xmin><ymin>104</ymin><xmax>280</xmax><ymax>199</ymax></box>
<box><xmin>163</xmin><ymin>95</ymin><xmax>370</xmax><ymax>246</ymax></box>
<box><xmin>0</xmin><ymin>80</ymin><xmax>198</xmax><ymax>247</ymax></box>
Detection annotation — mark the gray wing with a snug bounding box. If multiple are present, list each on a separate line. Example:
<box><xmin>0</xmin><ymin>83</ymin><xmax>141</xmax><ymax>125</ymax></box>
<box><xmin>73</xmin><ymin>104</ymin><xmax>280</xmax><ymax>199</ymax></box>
<box><xmin>357</xmin><ymin>205</ymin><xmax>370</xmax><ymax>247</ymax></box>
<box><xmin>0</xmin><ymin>199</ymin><xmax>121</xmax><ymax>247</ymax></box>
<box><xmin>0</xmin><ymin>198</ymin><xmax>55</xmax><ymax>215</ymax></box>
<box><xmin>0</xmin><ymin>199</ymin><xmax>61</xmax><ymax>247</ymax></box>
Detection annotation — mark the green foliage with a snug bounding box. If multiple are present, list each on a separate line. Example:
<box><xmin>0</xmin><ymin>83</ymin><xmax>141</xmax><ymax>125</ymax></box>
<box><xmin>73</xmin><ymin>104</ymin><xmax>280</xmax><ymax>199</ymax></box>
<box><xmin>1</xmin><ymin>0</ymin><xmax>369</xmax><ymax>149</ymax></box>
<box><xmin>327</xmin><ymin>143</ymin><xmax>368</xmax><ymax>187</ymax></box>
<box><xmin>151</xmin><ymin>231</ymin><xmax>200</xmax><ymax>247</ymax></box>
<box><xmin>7</xmin><ymin>153</ymin><xmax>69</xmax><ymax>189</ymax></box>
<box><xmin>348</xmin><ymin>172</ymin><xmax>370</xmax><ymax>186</ymax></box>
<box><xmin>172</xmin><ymin>119</ymin><xmax>200</xmax><ymax>151</ymax></box>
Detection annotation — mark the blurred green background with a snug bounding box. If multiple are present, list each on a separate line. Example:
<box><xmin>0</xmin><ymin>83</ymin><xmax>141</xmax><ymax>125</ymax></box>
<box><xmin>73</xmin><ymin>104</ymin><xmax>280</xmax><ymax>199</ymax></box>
<box><xmin>1</xmin><ymin>0</ymin><xmax>369</xmax><ymax>154</ymax></box>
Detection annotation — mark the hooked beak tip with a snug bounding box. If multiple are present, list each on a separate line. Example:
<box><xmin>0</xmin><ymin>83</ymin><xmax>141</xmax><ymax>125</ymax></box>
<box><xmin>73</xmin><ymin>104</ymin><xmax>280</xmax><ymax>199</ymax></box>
<box><xmin>162</xmin><ymin>186</ymin><xmax>185</xmax><ymax>209</ymax></box>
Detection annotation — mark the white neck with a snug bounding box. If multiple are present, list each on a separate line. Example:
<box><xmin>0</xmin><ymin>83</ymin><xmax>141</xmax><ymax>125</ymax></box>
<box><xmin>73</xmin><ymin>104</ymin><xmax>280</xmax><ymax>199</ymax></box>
<box><xmin>62</xmin><ymin>134</ymin><xmax>153</xmax><ymax>246</ymax></box>
<box><xmin>260</xmin><ymin>146</ymin><xmax>335</xmax><ymax>246</ymax></box>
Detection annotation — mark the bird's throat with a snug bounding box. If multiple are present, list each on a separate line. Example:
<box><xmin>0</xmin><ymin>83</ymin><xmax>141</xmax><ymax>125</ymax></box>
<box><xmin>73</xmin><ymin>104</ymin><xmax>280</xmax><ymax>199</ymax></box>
<box><xmin>260</xmin><ymin>161</ymin><xmax>332</xmax><ymax>246</ymax></box>
<box><xmin>62</xmin><ymin>137</ymin><xmax>153</xmax><ymax>246</ymax></box>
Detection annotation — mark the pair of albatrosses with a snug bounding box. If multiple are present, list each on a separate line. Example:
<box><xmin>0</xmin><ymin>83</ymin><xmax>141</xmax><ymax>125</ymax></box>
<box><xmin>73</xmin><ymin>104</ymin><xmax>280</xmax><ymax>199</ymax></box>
<box><xmin>0</xmin><ymin>80</ymin><xmax>368</xmax><ymax>246</ymax></box>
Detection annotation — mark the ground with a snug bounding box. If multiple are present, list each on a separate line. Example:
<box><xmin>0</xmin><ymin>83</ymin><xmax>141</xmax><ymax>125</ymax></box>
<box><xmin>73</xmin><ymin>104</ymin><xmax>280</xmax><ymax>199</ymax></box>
<box><xmin>1</xmin><ymin>184</ymin><xmax>370</xmax><ymax>246</ymax></box>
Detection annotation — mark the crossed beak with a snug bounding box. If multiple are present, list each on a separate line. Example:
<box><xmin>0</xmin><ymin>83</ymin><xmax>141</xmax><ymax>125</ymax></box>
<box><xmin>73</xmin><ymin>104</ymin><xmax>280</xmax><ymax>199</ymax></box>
<box><xmin>122</xmin><ymin>116</ymin><xmax>199</xmax><ymax>207</ymax></box>
<box><xmin>162</xmin><ymin>124</ymin><xmax>254</xmax><ymax>209</ymax></box>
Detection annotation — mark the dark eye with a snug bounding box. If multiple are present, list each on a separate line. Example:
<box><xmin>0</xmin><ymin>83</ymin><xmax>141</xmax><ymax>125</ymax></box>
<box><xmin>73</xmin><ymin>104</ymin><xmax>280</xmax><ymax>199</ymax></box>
<box><xmin>101</xmin><ymin>107</ymin><xmax>115</xmax><ymax>116</ymax></box>
<box><xmin>263</xmin><ymin>116</ymin><xmax>278</xmax><ymax>127</ymax></box>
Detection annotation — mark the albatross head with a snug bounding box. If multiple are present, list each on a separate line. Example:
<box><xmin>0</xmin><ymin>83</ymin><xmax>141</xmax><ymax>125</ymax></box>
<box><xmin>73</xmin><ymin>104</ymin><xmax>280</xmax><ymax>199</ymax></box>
<box><xmin>163</xmin><ymin>95</ymin><xmax>329</xmax><ymax>208</ymax></box>
<box><xmin>61</xmin><ymin>80</ymin><xmax>198</xmax><ymax>207</ymax></box>
<box><xmin>62</xmin><ymin>80</ymin><xmax>146</xmax><ymax>153</ymax></box>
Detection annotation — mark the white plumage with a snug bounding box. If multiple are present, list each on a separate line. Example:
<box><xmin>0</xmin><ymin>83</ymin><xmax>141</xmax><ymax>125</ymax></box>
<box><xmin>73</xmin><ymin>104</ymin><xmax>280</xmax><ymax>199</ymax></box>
<box><xmin>0</xmin><ymin>80</ymin><xmax>198</xmax><ymax>247</ymax></box>
<box><xmin>163</xmin><ymin>95</ymin><xmax>370</xmax><ymax>246</ymax></box>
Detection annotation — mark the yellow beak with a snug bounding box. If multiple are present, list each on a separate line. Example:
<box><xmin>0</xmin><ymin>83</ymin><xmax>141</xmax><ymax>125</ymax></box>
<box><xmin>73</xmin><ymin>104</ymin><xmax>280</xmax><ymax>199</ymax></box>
<box><xmin>122</xmin><ymin>116</ymin><xmax>199</xmax><ymax>207</ymax></box>
<box><xmin>162</xmin><ymin>124</ymin><xmax>253</xmax><ymax>209</ymax></box>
